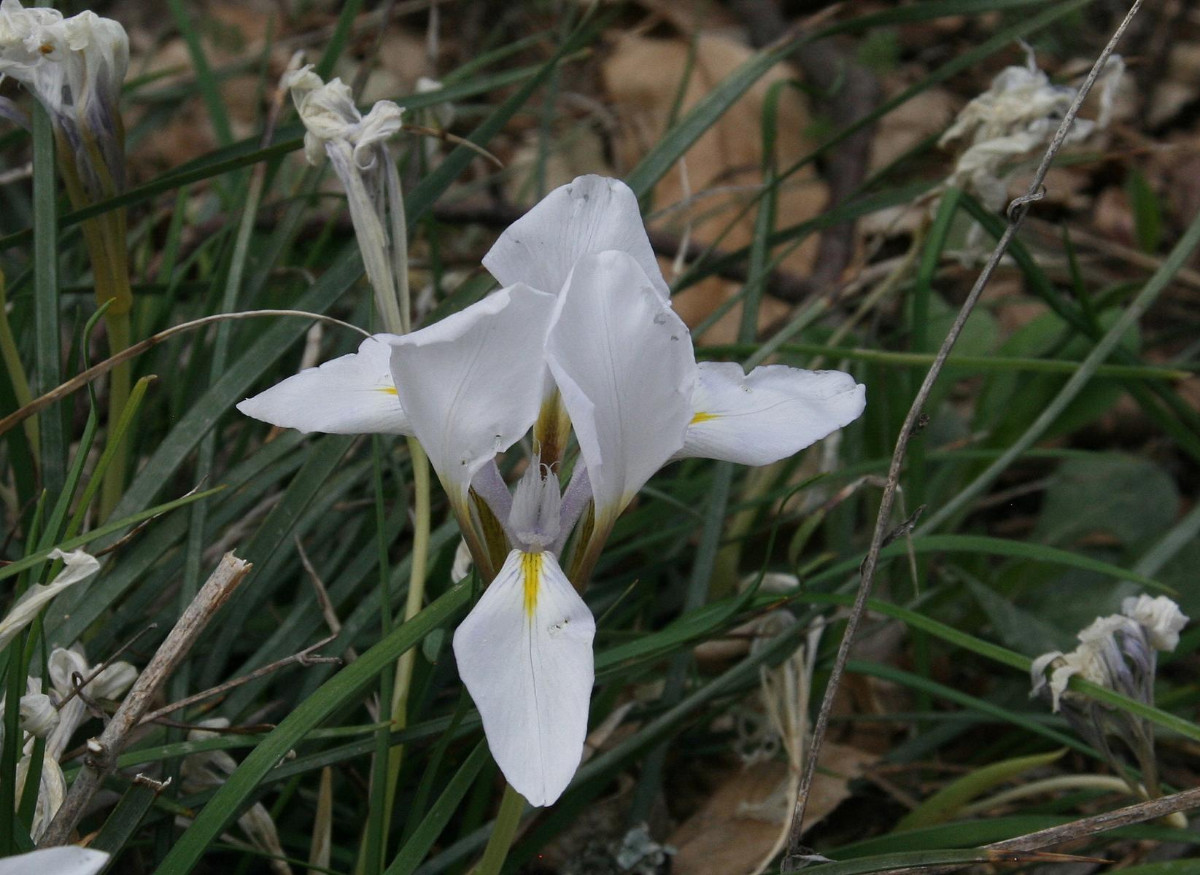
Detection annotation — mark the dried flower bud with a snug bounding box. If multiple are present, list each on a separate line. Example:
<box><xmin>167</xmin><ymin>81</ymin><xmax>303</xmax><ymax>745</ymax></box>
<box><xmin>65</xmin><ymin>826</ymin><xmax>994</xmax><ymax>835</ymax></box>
<box><xmin>19</xmin><ymin>691</ymin><xmax>59</xmax><ymax>738</ymax></box>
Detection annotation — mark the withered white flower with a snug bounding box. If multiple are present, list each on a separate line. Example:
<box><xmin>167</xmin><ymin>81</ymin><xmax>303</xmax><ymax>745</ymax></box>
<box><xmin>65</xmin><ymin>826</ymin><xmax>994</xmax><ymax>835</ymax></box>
<box><xmin>940</xmin><ymin>50</ymin><xmax>1123</xmax><ymax>211</ymax></box>
<box><xmin>287</xmin><ymin>65</ymin><xmax>409</xmax><ymax>334</ymax></box>
<box><xmin>181</xmin><ymin>719</ymin><xmax>293</xmax><ymax>875</ymax></box>
<box><xmin>17</xmin><ymin>682</ymin><xmax>58</xmax><ymax>738</ymax></box>
<box><xmin>0</xmin><ymin>0</ymin><xmax>128</xmax><ymax>197</ymax></box>
<box><xmin>239</xmin><ymin>175</ymin><xmax>867</xmax><ymax>806</ymax></box>
<box><xmin>0</xmin><ymin>549</ymin><xmax>99</xmax><ymax>651</ymax></box>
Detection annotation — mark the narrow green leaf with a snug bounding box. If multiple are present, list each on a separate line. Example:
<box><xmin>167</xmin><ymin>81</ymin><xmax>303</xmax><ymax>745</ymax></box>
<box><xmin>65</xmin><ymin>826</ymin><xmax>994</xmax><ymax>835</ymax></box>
<box><xmin>897</xmin><ymin>748</ymin><xmax>1066</xmax><ymax>830</ymax></box>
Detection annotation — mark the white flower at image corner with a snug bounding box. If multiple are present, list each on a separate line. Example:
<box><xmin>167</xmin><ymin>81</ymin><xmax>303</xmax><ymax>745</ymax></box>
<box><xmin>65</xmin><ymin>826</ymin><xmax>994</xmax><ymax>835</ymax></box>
<box><xmin>237</xmin><ymin>174</ymin><xmax>867</xmax><ymax>806</ymax></box>
<box><xmin>0</xmin><ymin>0</ymin><xmax>128</xmax><ymax>189</ymax></box>
<box><xmin>0</xmin><ymin>846</ymin><xmax>109</xmax><ymax>875</ymax></box>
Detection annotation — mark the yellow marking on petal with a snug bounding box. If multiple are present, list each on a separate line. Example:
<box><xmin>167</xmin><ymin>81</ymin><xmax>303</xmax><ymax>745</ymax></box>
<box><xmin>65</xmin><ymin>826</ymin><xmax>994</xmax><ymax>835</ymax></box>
<box><xmin>690</xmin><ymin>411</ymin><xmax>719</xmax><ymax>425</ymax></box>
<box><xmin>522</xmin><ymin>551</ymin><xmax>543</xmax><ymax>618</ymax></box>
<box><xmin>376</xmin><ymin>386</ymin><xmax>398</xmax><ymax>395</ymax></box>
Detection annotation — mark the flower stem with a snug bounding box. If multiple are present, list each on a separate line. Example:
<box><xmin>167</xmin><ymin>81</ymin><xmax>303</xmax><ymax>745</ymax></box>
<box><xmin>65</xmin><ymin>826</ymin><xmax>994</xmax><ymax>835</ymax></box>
<box><xmin>381</xmin><ymin>438</ymin><xmax>432</xmax><ymax>820</ymax></box>
<box><xmin>474</xmin><ymin>783</ymin><xmax>526</xmax><ymax>875</ymax></box>
<box><xmin>0</xmin><ymin>269</ymin><xmax>38</xmax><ymax>456</ymax></box>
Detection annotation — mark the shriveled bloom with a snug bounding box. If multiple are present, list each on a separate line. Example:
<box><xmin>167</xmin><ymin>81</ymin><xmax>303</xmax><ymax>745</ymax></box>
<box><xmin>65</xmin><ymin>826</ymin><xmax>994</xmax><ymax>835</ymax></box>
<box><xmin>940</xmin><ymin>51</ymin><xmax>1123</xmax><ymax>211</ymax></box>
<box><xmin>181</xmin><ymin>719</ymin><xmax>293</xmax><ymax>875</ymax></box>
<box><xmin>1031</xmin><ymin>596</ymin><xmax>1187</xmax><ymax>798</ymax></box>
<box><xmin>0</xmin><ymin>0</ymin><xmax>128</xmax><ymax>199</ymax></box>
<box><xmin>0</xmin><ymin>549</ymin><xmax>99</xmax><ymax>652</ymax></box>
<box><xmin>287</xmin><ymin>65</ymin><xmax>409</xmax><ymax>334</ymax></box>
<box><xmin>239</xmin><ymin>175</ymin><xmax>866</xmax><ymax>805</ymax></box>
<box><xmin>17</xmin><ymin>680</ymin><xmax>57</xmax><ymax>738</ymax></box>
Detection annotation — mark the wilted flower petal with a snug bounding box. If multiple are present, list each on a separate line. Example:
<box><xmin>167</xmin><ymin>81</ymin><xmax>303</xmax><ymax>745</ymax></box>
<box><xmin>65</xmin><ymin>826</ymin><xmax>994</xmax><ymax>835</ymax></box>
<box><xmin>18</xmin><ymin>691</ymin><xmax>58</xmax><ymax>738</ymax></box>
<box><xmin>0</xmin><ymin>550</ymin><xmax>100</xmax><ymax>651</ymax></box>
<box><xmin>1121</xmin><ymin>594</ymin><xmax>1188</xmax><ymax>652</ymax></box>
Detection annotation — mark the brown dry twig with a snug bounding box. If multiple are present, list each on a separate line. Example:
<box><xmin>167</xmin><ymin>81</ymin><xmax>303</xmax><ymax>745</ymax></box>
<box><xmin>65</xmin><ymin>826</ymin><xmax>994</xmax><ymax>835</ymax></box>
<box><xmin>0</xmin><ymin>310</ymin><xmax>369</xmax><ymax>439</ymax></box>
<box><xmin>38</xmin><ymin>553</ymin><xmax>252</xmax><ymax>847</ymax></box>
<box><xmin>139</xmin><ymin>633</ymin><xmax>340</xmax><ymax>725</ymax></box>
<box><xmin>875</xmin><ymin>785</ymin><xmax>1200</xmax><ymax>875</ymax></box>
<box><xmin>780</xmin><ymin>2</ymin><xmax>1146</xmax><ymax>870</ymax></box>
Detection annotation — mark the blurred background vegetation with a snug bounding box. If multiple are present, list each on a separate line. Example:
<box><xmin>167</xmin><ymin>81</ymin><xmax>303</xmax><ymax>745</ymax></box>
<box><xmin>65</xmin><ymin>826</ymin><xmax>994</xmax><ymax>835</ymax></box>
<box><xmin>1</xmin><ymin>0</ymin><xmax>1199</xmax><ymax>873</ymax></box>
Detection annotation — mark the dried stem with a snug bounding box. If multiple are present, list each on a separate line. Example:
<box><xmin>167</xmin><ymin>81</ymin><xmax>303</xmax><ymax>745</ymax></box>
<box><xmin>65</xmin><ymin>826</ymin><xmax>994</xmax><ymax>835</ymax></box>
<box><xmin>876</xmin><ymin>785</ymin><xmax>1200</xmax><ymax>875</ymax></box>
<box><xmin>780</xmin><ymin>3</ymin><xmax>1145</xmax><ymax>868</ymax></box>
<box><xmin>139</xmin><ymin>634</ymin><xmax>340</xmax><ymax>725</ymax></box>
<box><xmin>38</xmin><ymin>553</ymin><xmax>252</xmax><ymax>846</ymax></box>
<box><xmin>0</xmin><ymin>310</ymin><xmax>369</xmax><ymax>439</ymax></box>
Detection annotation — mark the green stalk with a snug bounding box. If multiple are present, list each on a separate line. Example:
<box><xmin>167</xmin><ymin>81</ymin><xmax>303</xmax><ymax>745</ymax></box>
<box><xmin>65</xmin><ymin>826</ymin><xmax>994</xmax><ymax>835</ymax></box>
<box><xmin>473</xmin><ymin>783</ymin><xmax>526</xmax><ymax>875</ymax></box>
<box><xmin>55</xmin><ymin>128</ymin><xmax>134</xmax><ymax>520</ymax></box>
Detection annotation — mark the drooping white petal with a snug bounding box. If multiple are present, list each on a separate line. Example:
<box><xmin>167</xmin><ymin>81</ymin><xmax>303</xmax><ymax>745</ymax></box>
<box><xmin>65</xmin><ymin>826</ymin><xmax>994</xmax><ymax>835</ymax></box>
<box><xmin>677</xmin><ymin>362</ymin><xmax>866</xmax><ymax>466</ymax></box>
<box><xmin>389</xmin><ymin>285</ymin><xmax>555</xmax><ymax>509</ymax></box>
<box><xmin>0</xmin><ymin>846</ymin><xmax>109</xmax><ymax>875</ymax></box>
<box><xmin>453</xmin><ymin>549</ymin><xmax>595</xmax><ymax>807</ymax></box>
<box><xmin>546</xmin><ymin>251</ymin><xmax>695</xmax><ymax>532</ymax></box>
<box><xmin>236</xmin><ymin>334</ymin><xmax>411</xmax><ymax>435</ymax></box>
<box><xmin>0</xmin><ymin>549</ymin><xmax>99</xmax><ymax>651</ymax></box>
<box><xmin>483</xmin><ymin>175</ymin><xmax>669</xmax><ymax>301</ymax></box>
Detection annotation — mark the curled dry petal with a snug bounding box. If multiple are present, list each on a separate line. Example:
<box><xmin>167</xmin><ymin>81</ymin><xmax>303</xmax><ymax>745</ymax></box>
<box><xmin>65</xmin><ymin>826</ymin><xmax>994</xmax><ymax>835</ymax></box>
<box><xmin>18</xmin><ymin>692</ymin><xmax>58</xmax><ymax>738</ymax></box>
<box><xmin>0</xmin><ymin>550</ymin><xmax>100</xmax><ymax>651</ymax></box>
<box><xmin>1122</xmin><ymin>594</ymin><xmax>1188</xmax><ymax>652</ymax></box>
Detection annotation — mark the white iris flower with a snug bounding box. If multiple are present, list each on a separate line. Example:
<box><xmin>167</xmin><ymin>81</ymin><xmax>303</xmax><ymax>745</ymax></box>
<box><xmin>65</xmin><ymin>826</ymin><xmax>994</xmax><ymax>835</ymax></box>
<box><xmin>238</xmin><ymin>174</ymin><xmax>866</xmax><ymax>805</ymax></box>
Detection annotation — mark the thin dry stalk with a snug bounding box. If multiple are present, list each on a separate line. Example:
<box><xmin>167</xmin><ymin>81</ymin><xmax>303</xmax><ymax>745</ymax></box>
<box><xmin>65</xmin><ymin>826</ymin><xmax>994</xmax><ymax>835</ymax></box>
<box><xmin>877</xmin><ymin>785</ymin><xmax>1200</xmax><ymax>875</ymax></box>
<box><xmin>780</xmin><ymin>3</ymin><xmax>1145</xmax><ymax>869</ymax></box>
<box><xmin>139</xmin><ymin>634</ymin><xmax>339</xmax><ymax>725</ymax></box>
<box><xmin>38</xmin><ymin>553</ymin><xmax>252</xmax><ymax>846</ymax></box>
<box><xmin>0</xmin><ymin>310</ymin><xmax>369</xmax><ymax>439</ymax></box>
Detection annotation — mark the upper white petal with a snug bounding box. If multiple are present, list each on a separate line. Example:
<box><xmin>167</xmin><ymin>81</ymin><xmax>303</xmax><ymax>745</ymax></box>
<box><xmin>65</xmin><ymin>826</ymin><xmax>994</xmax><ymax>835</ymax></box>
<box><xmin>545</xmin><ymin>251</ymin><xmax>696</xmax><ymax>530</ymax></box>
<box><xmin>483</xmin><ymin>175</ymin><xmax>669</xmax><ymax>301</ymax></box>
<box><xmin>389</xmin><ymin>285</ymin><xmax>555</xmax><ymax>506</ymax></box>
<box><xmin>236</xmin><ymin>334</ymin><xmax>411</xmax><ymax>436</ymax></box>
<box><xmin>453</xmin><ymin>549</ymin><xmax>595</xmax><ymax>806</ymax></box>
<box><xmin>0</xmin><ymin>846</ymin><xmax>109</xmax><ymax>875</ymax></box>
<box><xmin>677</xmin><ymin>362</ymin><xmax>866</xmax><ymax>466</ymax></box>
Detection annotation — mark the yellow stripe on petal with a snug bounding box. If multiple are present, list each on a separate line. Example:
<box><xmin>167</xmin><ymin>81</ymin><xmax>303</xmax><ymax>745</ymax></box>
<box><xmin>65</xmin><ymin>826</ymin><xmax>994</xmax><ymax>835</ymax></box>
<box><xmin>376</xmin><ymin>386</ymin><xmax>398</xmax><ymax>396</ymax></box>
<box><xmin>690</xmin><ymin>411</ymin><xmax>719</xmax><ymax>425</ymax></box>
<box><xmin>522</xmin><ymin>551</ymin><xmax>543</xmax><ymax>618</ymax></box>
